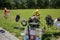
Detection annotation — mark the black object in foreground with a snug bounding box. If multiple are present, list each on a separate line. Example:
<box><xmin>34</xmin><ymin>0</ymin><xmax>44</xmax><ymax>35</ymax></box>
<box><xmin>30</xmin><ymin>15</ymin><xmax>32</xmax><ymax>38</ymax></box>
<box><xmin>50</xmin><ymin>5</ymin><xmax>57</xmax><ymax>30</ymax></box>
<box><xmin>0</xmin><ymin>30</ymin><xmax>5</xmax><ymax>33</ymax></box>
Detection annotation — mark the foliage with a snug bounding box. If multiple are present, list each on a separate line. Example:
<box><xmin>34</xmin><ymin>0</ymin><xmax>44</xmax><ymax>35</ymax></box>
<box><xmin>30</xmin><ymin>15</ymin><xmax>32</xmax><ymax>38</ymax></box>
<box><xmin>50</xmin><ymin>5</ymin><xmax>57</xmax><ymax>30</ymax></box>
<box><xmin>0</xmin><ymin>0</ymin><xmax>60</xmax><ymax>9</ymax></box>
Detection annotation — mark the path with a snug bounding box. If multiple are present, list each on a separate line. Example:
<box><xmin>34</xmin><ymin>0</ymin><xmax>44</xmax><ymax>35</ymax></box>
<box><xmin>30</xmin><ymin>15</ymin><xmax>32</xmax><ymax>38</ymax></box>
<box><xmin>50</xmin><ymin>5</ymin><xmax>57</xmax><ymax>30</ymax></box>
<box><xmin>0</xmin><ymin>27</ymin><xmax>19</xmax><ymax>40</ymax></box>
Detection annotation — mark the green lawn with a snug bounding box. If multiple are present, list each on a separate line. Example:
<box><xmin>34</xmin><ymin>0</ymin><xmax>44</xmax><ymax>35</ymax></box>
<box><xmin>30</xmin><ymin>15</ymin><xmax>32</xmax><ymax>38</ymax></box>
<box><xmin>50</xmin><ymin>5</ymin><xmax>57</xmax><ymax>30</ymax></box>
<box><xmin>0</xmin><ymin>9</ymin><xmax>60</xmax><ymax>40</ymax></box>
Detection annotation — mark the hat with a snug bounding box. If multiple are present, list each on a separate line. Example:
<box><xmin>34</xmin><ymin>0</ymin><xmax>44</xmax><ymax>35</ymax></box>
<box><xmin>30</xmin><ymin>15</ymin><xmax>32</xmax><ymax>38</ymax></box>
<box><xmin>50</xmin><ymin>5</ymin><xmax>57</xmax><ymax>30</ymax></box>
<box><xmin>57</xmin><ymin>18</ymin><xmax>60</xmax><ymax>21</ymax></box>
<box><xmin>35</xmin><ymin>9</ymin><xmax>39</xmax><ymax>12</ymax></box>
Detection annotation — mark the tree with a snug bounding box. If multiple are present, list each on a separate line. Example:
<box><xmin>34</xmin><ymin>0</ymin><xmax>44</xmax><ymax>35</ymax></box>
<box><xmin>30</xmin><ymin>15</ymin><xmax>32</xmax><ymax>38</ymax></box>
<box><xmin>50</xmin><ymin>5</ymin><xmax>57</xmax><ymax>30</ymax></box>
<box><xmin>0</xmin><ymin>0</ymin><xmax>60</xmax><ymax>9</ymax></box>
<box><xmin>37</xmin><ymin>0</ymin><xmax>43</xmax><ymax>8</ymax></box>
<box><xmin>43</xmin><ymin>0</ymin><xmax>49</xmax><ymax>8</ymax></box>
<box><xmin>26</xmin><ymin>0</ymin><xmax>36</xmax><ymax>8</ymax></box>
<box><xmin>0</xmin><ymin>0</ymin><xmax>11</xmax><ymax>9</ymax></box>
<box><xmin>50</xmin><ymin>0</ymin><xmax>60</xmax><ymax>8</ymax></box>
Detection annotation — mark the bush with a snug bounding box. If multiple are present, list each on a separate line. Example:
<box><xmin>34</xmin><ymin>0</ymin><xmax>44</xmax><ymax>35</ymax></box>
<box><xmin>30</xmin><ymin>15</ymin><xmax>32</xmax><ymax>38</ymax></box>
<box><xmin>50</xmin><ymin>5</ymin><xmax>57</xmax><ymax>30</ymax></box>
<box><xmin>42</xmin><ymin>33</ymin><xmax>52</xmax><ymax>40</ymax></box>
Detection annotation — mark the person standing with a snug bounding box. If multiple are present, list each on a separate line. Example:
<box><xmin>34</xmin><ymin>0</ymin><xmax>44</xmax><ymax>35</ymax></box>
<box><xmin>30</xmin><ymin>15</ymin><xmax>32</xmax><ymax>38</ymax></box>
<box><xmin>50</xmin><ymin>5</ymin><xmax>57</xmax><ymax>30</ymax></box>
<box><xmin>4</xmin><ymin>8</ymin><xmax>10</xmax><ymax>19</ymax></box>
<box><xmin>33</xmin><ymin>9</ymin><xmax>40</xmax><ymax>20</ymax></box>
<box><xmin>15</xmin><ymin>14</ymin><xmax>20</xmax><ymax>22</ymax></box>
<box><xmin>7</xmin><ymin>8</ymin><xmax>10</xmax><ymax>17</ymax></box>
<box><xmin>14</xmin><ymin>14</ymin><xmax>20</xmax><ymax>29</ymax></box>
<box><xmin>45</xmin><ymin>15</ymin><xmax>54</xmax><ymax>26</ymax></box>
<box><xmin>24</xmin><ymin>17</ymin><xmax>42</xmax><ymax>40</ymax></box>
<box><xmin>4</xmin><ymin>8</ymin><xmax>7</xmax><ymax>19</ymax></box>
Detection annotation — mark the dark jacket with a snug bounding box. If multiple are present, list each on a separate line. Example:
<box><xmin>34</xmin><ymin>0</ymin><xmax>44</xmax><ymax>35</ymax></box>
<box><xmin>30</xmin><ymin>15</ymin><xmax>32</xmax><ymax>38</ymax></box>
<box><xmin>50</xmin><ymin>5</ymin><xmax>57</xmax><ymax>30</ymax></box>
<box><xmin>15</xmin><ymin>15</ymin><xmax>20</xmax><ymax>22</ymax></box>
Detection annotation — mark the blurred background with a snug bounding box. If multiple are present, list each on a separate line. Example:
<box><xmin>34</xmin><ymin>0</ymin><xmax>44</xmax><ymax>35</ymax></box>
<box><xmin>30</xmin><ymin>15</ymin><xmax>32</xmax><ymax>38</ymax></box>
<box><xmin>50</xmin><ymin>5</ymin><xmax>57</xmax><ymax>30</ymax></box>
<box><xmin>0</xmin><ymin>0</ymin><xmax>60</xmax><ymax>9</ymax></box>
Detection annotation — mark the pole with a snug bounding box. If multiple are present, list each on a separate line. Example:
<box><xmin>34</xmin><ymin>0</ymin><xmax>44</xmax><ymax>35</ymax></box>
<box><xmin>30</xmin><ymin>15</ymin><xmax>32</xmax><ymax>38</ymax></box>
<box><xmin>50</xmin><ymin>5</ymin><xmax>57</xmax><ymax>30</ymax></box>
<box><xmin>28</xmin><ymin>26</ymin><xmax>30</xmax><ymax>40</ymax></box>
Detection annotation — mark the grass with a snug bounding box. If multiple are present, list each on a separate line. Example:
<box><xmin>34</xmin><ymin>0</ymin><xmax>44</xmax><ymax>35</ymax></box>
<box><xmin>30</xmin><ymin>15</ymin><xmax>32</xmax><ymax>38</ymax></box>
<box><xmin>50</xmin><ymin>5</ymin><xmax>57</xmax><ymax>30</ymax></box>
<box><xmin>0</xmin><ymin>9</ymin><xmax>60</xmax><ymax>40</ymax></box>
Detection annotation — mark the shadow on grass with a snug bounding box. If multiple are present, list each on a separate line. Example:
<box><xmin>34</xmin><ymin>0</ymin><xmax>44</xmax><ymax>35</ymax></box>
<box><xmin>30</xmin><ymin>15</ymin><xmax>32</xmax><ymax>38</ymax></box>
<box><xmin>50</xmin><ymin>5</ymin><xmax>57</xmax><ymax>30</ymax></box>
<box><xmin>42</xmin><ymin>32</ymin><xmax>60</xmax><ymax>40</ymax></box>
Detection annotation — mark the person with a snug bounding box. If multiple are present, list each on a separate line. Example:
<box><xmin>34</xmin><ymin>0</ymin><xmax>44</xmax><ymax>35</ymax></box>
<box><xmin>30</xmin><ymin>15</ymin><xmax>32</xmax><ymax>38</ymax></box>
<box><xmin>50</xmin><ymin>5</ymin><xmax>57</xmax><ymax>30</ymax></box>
<box><xmin>33</xmin><ymin>9</ymin><xmax>40</xmax><ymax>20</ymax></box>
<box><xmin>7</xmin><ymin>8</ymin><xmax>10</xmax><ymax>16</ymax></box>
<box><xmin>45</xmin><ymin>15</ymin><xmax>54</xmax><ymax>26</ymax></box>
<box><xmin>24</xmin><ymin>17</ymin><xmax>42</xmax><ymax>40</ymax></box>
<box><xmin>4</xmin><ymin>8</ymin><xmax>7</xmax><ymax>19</ymax></box>
<box><xmin>28</xmin><ymin>17</ymin><xmax>40</xmax><ymax>27</ymax></box>
<box><xmin>54</xmin><ymin>18</ymin><xmax>60</xmax><ymax>29</ymax></box>
<box><xmin>15</xmin><ymin>14</ymin><xmax>20</xmax><ymax>22</ymax></box>
<box><xmin>14</xmin><ymin>14</ymin><xmax>20</xmax><ymax>29</ymax></box>
<box><xmin>4</xmin><ymin>8</ymin><xmax>10</xmax><ymax>19</ymax></box>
